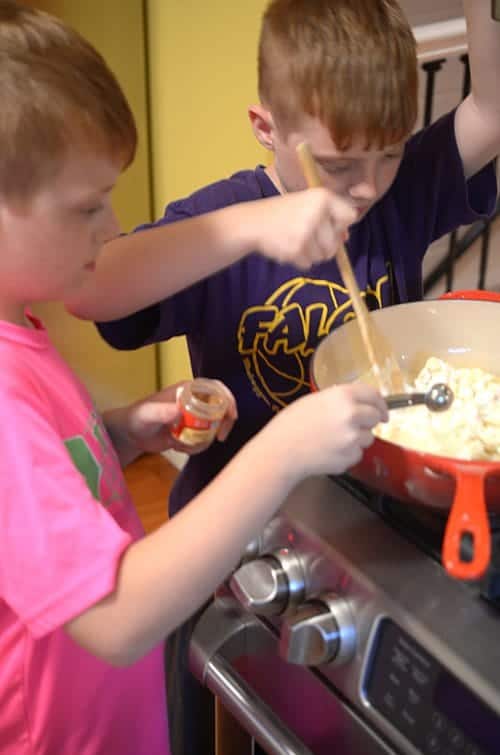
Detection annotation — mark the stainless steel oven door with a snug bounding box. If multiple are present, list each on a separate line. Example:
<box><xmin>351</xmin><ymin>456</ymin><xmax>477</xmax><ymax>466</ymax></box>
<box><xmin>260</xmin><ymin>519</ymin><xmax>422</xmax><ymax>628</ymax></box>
<box><xmin>189</xmin><ymin>597</ymin><xmax>395</xmax><ymax>755</ymax></box>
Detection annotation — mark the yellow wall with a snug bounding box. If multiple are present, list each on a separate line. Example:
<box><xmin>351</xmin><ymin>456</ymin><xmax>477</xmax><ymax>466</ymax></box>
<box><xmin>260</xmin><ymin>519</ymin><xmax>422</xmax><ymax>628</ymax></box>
<box><xmin>31</xmin><ymin>0</ymin><xmax>158</xmax><ymax>408</ymax></box>
<box><xmin>35</xmin><ymin>0</ymin><xmax>152</xmax><ymax>230</ymax></box>
<box><xmin>146</xmin><ymin>0</ymin><xmax>269</xmax><ymax>384</ymax></box>
<box><xmin>28</xmin><ymin>1</ymin><xmax>272</xmax><ymax>396</ymax></box>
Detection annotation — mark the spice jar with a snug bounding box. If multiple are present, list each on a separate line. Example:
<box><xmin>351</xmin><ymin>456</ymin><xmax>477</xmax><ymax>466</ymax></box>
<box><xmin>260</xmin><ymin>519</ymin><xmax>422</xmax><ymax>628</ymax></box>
<box><xmin>170</xmin><ymin>378</ymin><xmax>228</xmax><ymax>446</ymax></box>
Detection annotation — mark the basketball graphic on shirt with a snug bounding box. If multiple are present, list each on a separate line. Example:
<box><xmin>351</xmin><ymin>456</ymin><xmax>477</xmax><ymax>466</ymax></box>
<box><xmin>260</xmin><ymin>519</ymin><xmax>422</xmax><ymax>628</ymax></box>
<box><xmin>238</xmin><ymin>277</ymin><xmax>374</xmax><ymax>410</ymax></box>
<box><xmin>238</xmin><ymin>274</ymin><xmax>391</xmax><ymax>410</ymax></box>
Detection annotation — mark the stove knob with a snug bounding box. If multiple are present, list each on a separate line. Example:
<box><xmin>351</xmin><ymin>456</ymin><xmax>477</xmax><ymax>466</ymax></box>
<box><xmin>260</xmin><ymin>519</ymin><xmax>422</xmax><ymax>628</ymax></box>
<box><xmin>229</xmin><ymin>548</ymin><xmax>305</xmax><ymax>616</ymax></box>
<box><xmin>280</xmin><ymin>593</ymin><xmax>356</xmax><ymax>666</ymax></box>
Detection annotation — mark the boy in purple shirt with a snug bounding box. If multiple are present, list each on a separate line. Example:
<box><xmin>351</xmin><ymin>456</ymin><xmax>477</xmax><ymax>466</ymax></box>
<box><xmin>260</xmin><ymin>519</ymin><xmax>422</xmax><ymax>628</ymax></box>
<box><xmin>84</xmin><ymin>0</ymin><xmax>499</xmax><ymax>523</ymax></box>
<box><xmin>68</xmin><ymin>1</ymin><xmax>500</xmax><ymax>752</ymax></box>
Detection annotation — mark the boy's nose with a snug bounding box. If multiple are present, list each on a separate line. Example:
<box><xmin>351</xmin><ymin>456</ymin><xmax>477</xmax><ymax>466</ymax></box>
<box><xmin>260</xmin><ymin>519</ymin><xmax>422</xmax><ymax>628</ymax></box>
<box><xmin>349</xmin><ymin>174</ymin><xmax>378</xmax><ymax>201</ymax></box>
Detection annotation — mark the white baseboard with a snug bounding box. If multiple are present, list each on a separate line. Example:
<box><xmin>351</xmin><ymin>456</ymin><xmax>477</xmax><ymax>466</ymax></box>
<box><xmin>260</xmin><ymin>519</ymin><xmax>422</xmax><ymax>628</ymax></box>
<box><xmin>162</xmin><ymin>448</ymin><xmax>188</xmax><ymax>470</ymax></box>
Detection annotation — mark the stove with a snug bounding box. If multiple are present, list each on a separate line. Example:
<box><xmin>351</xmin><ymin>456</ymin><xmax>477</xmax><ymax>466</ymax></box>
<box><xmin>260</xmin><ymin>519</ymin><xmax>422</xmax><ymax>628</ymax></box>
<box><xmin>189</xmin><ymin>475</ymin><xmax>500</xmax><ymax>755</ymax></box>
<box><xmin>337</xmin><ymin>475</ymin><xmax>500</xmax><ymax>608</ymax></box>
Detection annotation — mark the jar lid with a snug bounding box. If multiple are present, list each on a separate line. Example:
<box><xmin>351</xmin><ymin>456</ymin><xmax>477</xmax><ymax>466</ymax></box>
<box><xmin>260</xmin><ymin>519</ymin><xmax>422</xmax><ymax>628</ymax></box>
<box><xmin>183</xmin><ymin>378</ymin><xmax>228</xmax><ymax>419</ymax></box>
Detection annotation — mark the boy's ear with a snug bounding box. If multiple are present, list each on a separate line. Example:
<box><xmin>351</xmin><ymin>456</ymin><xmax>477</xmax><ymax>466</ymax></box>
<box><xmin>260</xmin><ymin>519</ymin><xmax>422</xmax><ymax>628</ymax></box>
<box><xmin>248</xmin><ymin>104</ymin><xmax>276</xmax><ymax>152</ymax></box>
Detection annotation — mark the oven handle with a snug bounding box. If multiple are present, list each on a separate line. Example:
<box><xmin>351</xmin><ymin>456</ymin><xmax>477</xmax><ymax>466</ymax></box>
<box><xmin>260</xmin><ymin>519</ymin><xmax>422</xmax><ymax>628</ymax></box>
<box><xmin>205</xmin><ymin>652</ymin><xmax>313</xmax><ymax>755</ymax></box>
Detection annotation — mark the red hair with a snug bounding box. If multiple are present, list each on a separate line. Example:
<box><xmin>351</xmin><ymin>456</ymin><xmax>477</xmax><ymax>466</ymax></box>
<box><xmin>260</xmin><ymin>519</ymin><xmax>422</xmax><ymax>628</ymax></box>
<box><xmin>258</xmin><ymin>0</ymin><xmax>418</xmax><ymax>149</ymax></box>
<box><xmin>0</xmin><ymin>1</ymin><xmax>137</xmax><ymax>200</ymax></box>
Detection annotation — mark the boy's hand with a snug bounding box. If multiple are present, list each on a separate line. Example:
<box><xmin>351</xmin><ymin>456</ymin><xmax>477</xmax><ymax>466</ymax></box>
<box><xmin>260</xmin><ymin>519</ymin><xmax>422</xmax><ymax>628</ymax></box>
<box><xmin>105</xmin><ymin>381</ymin><xmax>238</xmax><ymax>464</ymax></box>
<box><xmin>279</xmin><ymin>381</ymin><xmax>388</xmax><ymax>479</ymax></box>
<box><xmin>253</xmin><ymin>187</ymin><xmax>356</xmax><ymax>269</ymax></box>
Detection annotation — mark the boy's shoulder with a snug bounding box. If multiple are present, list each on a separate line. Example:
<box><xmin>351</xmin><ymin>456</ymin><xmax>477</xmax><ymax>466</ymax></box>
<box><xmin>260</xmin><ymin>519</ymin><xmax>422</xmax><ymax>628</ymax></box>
<box><xmin>166</xmin><ymin>166</ymin><xmax>277</xmax><ymax>219</ymax></box>
<box><xmin>403</xmin><ymin>110</ymin><xmax>456</xmax><ymax>159</ymax></box>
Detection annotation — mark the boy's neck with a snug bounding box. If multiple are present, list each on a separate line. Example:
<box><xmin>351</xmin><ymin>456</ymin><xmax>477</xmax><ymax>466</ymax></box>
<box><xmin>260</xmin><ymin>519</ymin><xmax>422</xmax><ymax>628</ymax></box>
<box><xmin>0</xmin><ymin>304</ymin><xmax>33</xmax><ymax>328</ymax></box>
<box><xmin>264</xmin><ymin>164</ymin><xmax>286</xmax><ymax>194</ymax></box>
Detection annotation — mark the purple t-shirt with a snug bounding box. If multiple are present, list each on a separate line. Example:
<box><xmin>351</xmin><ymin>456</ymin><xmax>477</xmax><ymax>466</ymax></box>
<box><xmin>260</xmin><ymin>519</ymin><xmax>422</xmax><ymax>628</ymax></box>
<box><xmin>97</xmin><ymin>111</ymin><xmax>497</xmax><ymax>515</ymax></box>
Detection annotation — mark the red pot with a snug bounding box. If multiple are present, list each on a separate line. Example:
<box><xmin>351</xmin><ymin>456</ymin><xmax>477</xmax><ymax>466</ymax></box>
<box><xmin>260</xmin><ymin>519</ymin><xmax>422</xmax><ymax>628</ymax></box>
<box><xmin>310</xmin><ymin>290</ymin><xmax>500</xmax><ymax>581</ymax></box>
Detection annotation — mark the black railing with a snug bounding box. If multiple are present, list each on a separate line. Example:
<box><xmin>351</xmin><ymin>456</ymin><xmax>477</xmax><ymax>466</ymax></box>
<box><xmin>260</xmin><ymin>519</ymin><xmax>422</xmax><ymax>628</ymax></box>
<box><xmin>421</xmin><ymin>52</ymin><xmax>499</xmax><ymax>295</ymax></box>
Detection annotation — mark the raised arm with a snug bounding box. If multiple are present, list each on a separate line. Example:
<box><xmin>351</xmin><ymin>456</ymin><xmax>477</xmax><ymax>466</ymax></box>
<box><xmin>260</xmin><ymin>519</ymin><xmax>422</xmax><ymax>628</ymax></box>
<box><xmin>455</xmin><ymin>0</ymin><xmax>500</xmax><ymax>179</ymax></box>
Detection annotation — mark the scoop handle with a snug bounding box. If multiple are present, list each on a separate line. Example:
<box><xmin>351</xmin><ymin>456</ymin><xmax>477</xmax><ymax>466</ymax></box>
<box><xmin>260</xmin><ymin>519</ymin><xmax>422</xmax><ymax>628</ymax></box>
<box><xmin>385</xmin><ymin>392</ymin><xmax>427</xmax><ymax>410</ymax></box>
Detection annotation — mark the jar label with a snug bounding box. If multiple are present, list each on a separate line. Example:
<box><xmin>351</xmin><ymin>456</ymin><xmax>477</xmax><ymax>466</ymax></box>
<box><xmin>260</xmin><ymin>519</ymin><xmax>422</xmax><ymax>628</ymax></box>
<box><xmin>171</xmin><ymin>409</ymin><xmax>219</xmax><ymax>445</ymax></box>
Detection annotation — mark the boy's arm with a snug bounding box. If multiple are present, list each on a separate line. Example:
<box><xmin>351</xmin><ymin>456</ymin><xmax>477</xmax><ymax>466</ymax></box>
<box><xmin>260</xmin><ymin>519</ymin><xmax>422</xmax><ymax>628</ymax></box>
<box><xmin>66</xmin><ymin>189</ymin><xmax>355</xmax><ymax>322</ymax></box>
<box><xmin>65</xmin><ymin>383</ymin><xmax>388</xmax><ymax>666</ymax></box>
<box><xmin>455</xmin><ymin>0</ymin><xmax>500</xmax><ymax>179</ymax></box>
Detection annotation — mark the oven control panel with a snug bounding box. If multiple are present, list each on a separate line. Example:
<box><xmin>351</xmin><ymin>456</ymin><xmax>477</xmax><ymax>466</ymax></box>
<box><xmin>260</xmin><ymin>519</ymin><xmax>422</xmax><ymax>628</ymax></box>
<box><xmin>364</xmin><ymin>619</ymin><xmax>499</xmax><ymax>755</ymax></box>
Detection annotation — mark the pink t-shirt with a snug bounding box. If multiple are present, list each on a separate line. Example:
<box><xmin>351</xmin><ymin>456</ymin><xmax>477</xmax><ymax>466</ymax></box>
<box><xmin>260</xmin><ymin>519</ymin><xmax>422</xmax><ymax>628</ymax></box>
<box><xmin>0</xmin><ymin>316</ymin><xmax>170</xmax><ymax>754</ymax></box>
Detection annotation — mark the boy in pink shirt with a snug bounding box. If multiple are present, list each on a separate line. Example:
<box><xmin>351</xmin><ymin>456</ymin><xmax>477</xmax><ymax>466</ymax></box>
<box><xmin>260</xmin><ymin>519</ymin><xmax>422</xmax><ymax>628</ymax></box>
<box><xmin>0</xmin><ymin>3</ymin><xmax>388</xmax><ymax>753</ymax></box>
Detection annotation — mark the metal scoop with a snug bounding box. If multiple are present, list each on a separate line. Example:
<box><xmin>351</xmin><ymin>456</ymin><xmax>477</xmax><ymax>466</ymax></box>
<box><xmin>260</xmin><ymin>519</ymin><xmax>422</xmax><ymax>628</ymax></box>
<box><xmin>385</xmin><ymin>383</ymin><xmax>454</xmax><ymax>412</ymax></box>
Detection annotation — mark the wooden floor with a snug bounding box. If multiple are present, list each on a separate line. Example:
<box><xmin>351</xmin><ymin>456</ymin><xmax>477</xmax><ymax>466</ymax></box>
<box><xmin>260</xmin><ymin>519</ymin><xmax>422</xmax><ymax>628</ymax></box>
<box><xmin>124</xmin><ymin>453</ymin><xmax>178</xmax><ymax>532</ymax></box>
<box><xmin>124</xmin><ymin>452</ymin><xmax>251</xmax><ymax>755</ymax></box>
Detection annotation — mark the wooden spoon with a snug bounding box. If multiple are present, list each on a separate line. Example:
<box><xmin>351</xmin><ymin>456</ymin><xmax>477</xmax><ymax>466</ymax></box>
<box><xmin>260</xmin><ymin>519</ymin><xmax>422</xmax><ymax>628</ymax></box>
<box><xmin>296</xmin><ymin>141</ymin><xmax>406</xmax><ymax>394</ymax></box>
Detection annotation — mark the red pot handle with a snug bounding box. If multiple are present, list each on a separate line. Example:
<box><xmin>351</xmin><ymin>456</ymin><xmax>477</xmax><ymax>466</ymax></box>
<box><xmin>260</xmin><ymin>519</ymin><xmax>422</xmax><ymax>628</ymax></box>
<box><xmin>439</xmin><ymin>289</ymin><xmax>500</xmax><ymax>303</ymax></box>
<box><xmin>437</xmin><ymin>288</ymin><xmax>497</xmax><ymax>577</ymax></box>
<box><xmin>439</xmin><ymin>464</ymin><xmax>491</xmax><ymax>580</ymax></box>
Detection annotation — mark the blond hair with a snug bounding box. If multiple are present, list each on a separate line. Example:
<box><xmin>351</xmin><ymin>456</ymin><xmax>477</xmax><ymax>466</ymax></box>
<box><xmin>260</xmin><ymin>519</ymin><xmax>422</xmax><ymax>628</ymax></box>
<box><xmin>258</xmin><ymin>0</ymin><xmax>418</xmax><ymax>149</ymax></box>
<box><xmin>0</xmin><ymin>0</ymin><xmax>137</xmax><ymax>201</ymax></box>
